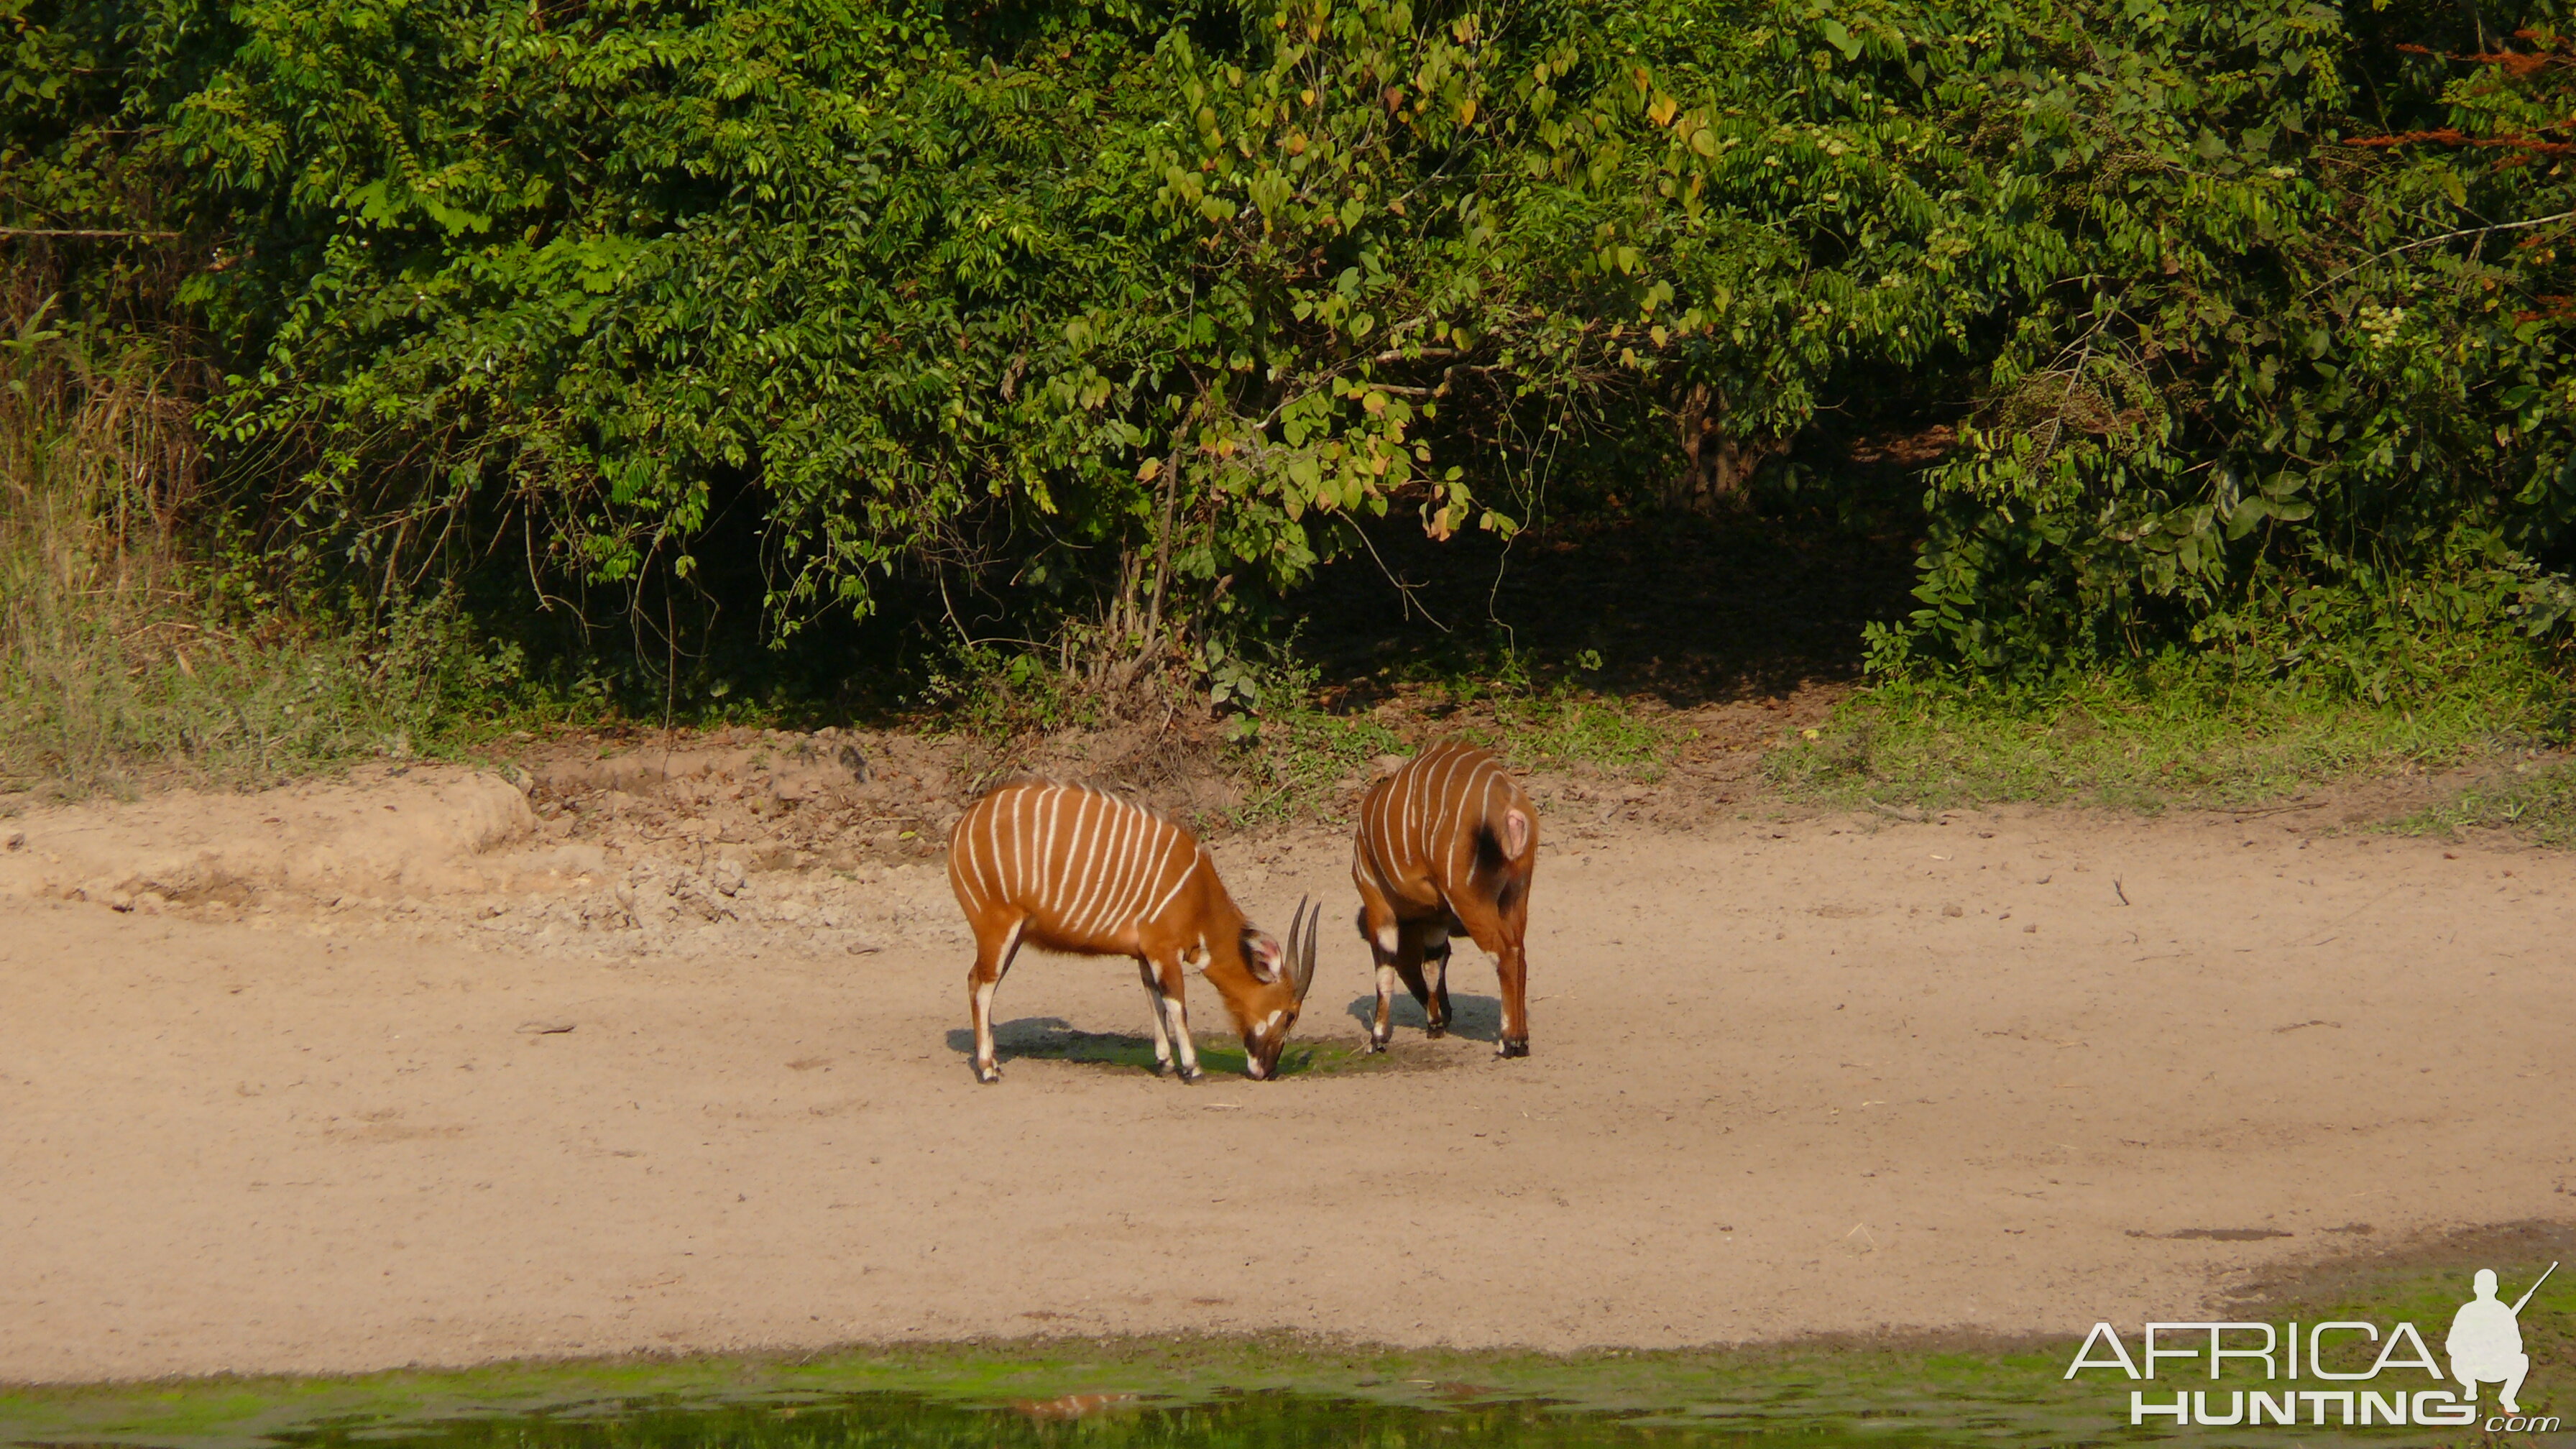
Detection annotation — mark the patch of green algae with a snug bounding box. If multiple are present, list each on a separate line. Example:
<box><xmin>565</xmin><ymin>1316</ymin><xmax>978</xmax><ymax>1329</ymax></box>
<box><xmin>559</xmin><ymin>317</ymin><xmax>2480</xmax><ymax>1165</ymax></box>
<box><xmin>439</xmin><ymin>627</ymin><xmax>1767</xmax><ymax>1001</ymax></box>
<box><xmin>3</xmin><ymin>1233</ymin><xmax>2565</xmax><ymax>1449</ymax></box>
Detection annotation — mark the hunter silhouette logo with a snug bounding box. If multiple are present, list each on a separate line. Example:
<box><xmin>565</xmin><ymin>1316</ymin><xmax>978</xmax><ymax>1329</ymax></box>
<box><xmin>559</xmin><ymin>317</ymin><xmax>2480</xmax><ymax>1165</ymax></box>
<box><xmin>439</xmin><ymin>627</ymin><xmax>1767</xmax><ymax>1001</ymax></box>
<box><xmin>2450</xmin><ymin>1262</ymin><xmax>2554</xmax><ymax>1414</ymax></box>
<box><xmin>2065</xmin><ymin>1261</ymin><xmax>2560</xmax><ymax>1431</ymax></box>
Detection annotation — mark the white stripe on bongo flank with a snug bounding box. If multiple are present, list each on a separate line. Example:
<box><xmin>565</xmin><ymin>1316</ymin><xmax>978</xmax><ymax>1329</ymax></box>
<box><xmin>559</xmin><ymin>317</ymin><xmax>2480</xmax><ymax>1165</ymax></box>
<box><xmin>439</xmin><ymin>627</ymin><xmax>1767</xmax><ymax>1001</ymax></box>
<box><xmin>1091</xmin><ymin>794</ymin><xmax>1136</xmax><ymax>936</ymax></box>
<box><xmin>995</xmin><ymin>788</ymin><xmax>1017</xmax><ymax>901</ymax></box>
<box><xmin>1356</xmin><ymin>743</ymin><xmax>1524</xmax><ymax>906</ymax></box>
<box><xmin>1057</xmin><ymin>792</ymin><xmax>1107</xmax><ymax>934</ymax></box>
<box><xmin>1092</xmin><ymin>796</ymin><xmax>1146</xmax><ymax>937</ymax></box>
<box><xmin>947</xmin><ymin>824</ymin><xmax>979</xmax><ymax>911</ymax></box>
<box><xmin>1136</xmin><ymin>819</ymin><xmax>1180</xmax><ymax>920</ymax></box>
<box><xmin>1038</xmin><ymin>786</ymin><xmax>1068</xmax><ymax>899</ymax></box>
<box><xmin>1109</xmin><ymin>817</ymin><xmax>1162</xmax><ymax>935</ymax></box>
<box><xmin>1430</xmin><ymin>747</ymin><xmax>1474</xmax><ymax>852</ymax></box>
<box><xmin>1146</xmin><ymin>845</ymin><xmax>1201</xmax><ymax>923</ymax></box>
<box><xmin>1090</xmin><ymin>799</ymin><xmax>1141</xmax><ymax>940</ymax></box>
<box><xmin>1099</xmin><ymin>806</ymin><xmax>1144</xmax><ymax>927</ymax></box>
<box><xmin>1079</xmin><ymin>793</ymin><xmax>1126</xmax><ymax>934</ymax></box>
<box><xmin>983</xmin><ymin>793</ymin><xmax>1008</xmax><ymax>905</ymax></box>
<box><xmin>1404</xmin><ymin>751</ymin><xmax>1427</xmax><ymax>842</ymax></box>
<box><xmin>954</xmin><ymin>783</ymin><xmax>1202</xmax><ymax>949</ymax></box>
<box><xmin>965</xmin><ymin>810</ymin><xmax>990</xmax><ymax>905</ymax></box>
<box><xmin>1016</xmin><ymin>786</ymin><xmax>1039</xmax><ymax>903</ymax></box>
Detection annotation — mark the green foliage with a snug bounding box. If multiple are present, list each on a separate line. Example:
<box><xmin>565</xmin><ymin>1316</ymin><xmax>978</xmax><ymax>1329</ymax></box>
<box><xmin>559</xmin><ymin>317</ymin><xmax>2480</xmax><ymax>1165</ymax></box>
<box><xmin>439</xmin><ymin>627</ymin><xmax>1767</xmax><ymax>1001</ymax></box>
<box><xmin>1488</xmin><ymin>694</ymin><xmax>1668</xmax><ymax>771</ymax></box>
<box><xmin>1219</xmin><ymin>670</ymin><xmax>1669</xmax><ymax>830</ymax></box>
<box><xmin>2402</xmin><ymin>754</ymin><xmax>2576</xmax><ymax>845</ymax></box>
<box><xmin>1775</xmin><ymin>645</ymin><xmax>2576</xmax><ymax>812</ymax></box>
<box><xmin>5</xmin><ymin>0</ymin><xmax>2572</xmax><ymax>691</ymax></box>
<box><xmin>3</xmin><ymin>1248</ymin><xmax>2561</xmax><ymax>1448</ymax></box>
<box><xmin>1873</xmin><ymin>6</ymin><xmax>2576</xmax><ymax>678</ymax></box>
<box><xmin>0</xmin><ymin>264</ymin><xmax>571</xmax><ymax>796</ymax></box>
<box><xmin>918</xmin><ymin>638</ymin><xmax>1105</xmax><ymax>739</ymax></box>
<box><xmin>1</xmin><ymin>589</ymin><xmax>536</xmax><ymax>796</ymax></box>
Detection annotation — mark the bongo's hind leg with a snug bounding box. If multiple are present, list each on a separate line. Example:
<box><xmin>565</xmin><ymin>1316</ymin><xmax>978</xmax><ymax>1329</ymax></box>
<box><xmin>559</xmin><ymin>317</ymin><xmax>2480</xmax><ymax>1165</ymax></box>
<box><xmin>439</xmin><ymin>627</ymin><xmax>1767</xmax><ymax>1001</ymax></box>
<box><xmin>967</xmin><ymin>916</ymin><xmax>1029</xmax><ymax>1082</ymax></box>
<box><xmin>1452</xmin><ymin>891</ymin><xmax>1530</xmax><ymax>1057</ymax></box>
<box><xmin>1137</xmin><ymin>958</ymin><xmax>1174</xmax><ymax>1074</ymax></box>
<box><xmin>1391</xmin><ymin>942</ymin><xmax>1438</xmax><ymax>1038</ymax></box>
<box><xmin>1356</xmin><ymin>883</ymin><xmax>1411</xmax><ymax>1052</ymax></box>
<box><xmin>1151</xmin><ymin>950</ymin><xmax>1202</xmax><ymax>1082</ymax></box>
<box><xmin>1417</xmin><ymin>919</ymin><xmax>1454</xmax><ymax>1037</ymax></box>
<box><xmin>1491</xmin><ymin>937</ymin><xmax>1529</xmax><ymax>1057</ymax></box>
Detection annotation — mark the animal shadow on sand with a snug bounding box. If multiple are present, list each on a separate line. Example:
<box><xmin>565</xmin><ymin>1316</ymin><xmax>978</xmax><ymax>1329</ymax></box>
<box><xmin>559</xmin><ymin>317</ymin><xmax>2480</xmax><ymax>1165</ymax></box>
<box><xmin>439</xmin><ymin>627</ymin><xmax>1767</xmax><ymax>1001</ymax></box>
<box><xmin>944</xmin><ymin>1018</ymin><xmax>1175</xmax><ymax>1072</ymax></box>
<box><xmin>1341</xmin><ymin>992</ymin><xmax>1506</xmax><ymax>1044</ymax></box>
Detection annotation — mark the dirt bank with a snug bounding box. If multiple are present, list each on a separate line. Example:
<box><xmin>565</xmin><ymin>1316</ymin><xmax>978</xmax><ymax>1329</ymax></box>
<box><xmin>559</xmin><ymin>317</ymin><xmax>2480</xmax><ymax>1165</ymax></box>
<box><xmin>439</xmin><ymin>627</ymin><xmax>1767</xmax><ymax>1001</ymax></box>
<box><xmin>1</xmin><ymin>763</ymin><xmax>2570</xmax><ymax>1381</ymax></box>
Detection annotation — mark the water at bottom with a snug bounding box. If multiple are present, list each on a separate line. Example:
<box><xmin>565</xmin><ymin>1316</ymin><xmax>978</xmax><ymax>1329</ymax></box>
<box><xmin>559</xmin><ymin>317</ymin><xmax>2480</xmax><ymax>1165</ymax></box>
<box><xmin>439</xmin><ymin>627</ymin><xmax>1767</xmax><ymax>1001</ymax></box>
<box><xmin>267</xmin><ymin>1386</ymin><xmax>2089</xmax><ymax>1449</ymax></box>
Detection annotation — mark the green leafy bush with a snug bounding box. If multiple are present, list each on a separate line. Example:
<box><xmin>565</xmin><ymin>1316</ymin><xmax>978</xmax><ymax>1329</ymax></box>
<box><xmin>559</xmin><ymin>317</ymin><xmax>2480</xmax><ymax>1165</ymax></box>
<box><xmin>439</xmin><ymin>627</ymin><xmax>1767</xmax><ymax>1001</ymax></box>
<box><xmin>1874</xmin><ymin>4</ymin><xmax>2576</xmax><ymax>682</ymax></box>
<box><xmin>4</xmin><ymin>0</ymin><xmax>2569</xmax><ymax>694</ymax></box>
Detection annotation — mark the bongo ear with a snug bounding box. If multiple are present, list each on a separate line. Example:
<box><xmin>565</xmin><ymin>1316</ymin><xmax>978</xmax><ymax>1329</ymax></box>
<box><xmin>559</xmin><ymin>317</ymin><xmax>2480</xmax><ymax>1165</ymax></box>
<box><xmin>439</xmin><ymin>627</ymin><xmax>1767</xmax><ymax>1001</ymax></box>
<box><xmin>1244</xmin><ymin>927</ymin><xmax>1287</xmax><ymax>985</ymax></box>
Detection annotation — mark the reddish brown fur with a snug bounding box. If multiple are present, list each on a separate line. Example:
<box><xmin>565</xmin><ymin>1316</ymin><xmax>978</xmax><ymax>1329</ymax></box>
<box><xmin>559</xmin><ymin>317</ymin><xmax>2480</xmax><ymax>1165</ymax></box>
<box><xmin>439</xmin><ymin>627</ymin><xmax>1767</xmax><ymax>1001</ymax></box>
<box><xmin>1350</xmin><ymin>739</ymin><xmax>1539</xmax><ymax>1056</ymax></box>
<box><xmin>947</xmin><ymin>778</ymin><xmax>1315</xmax><ymax>1083</ymax></box>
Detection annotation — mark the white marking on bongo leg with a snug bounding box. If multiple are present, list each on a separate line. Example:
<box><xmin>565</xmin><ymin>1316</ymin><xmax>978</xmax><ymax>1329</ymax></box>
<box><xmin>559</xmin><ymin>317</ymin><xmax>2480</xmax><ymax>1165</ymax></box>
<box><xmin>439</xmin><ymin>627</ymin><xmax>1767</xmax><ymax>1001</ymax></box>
<box><xmin>1162</xmin><ymin>989</ymin><xmax>1199</xmax><ymax>1077</ymax></box>
<box><xmin>1139</xmin><ymin>964</ymin><xmax>1172</xmax><ymax>1069</ymax></box>
<box><xmin>973</xmin><ymin>916</ymin><xmax>1028</xmax><ymax>1079</ymax></box>
<box><xmin>972</xmin><ymin>976</ymin><xmax>1000</xmax><ymax>1068</ymax></box>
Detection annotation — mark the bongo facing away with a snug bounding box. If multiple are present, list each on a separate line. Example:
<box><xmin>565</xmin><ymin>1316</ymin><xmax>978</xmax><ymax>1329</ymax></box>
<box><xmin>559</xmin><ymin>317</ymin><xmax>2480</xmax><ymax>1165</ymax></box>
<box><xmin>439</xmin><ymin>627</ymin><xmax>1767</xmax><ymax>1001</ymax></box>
<box><xmin>1349</xmin><ymin>740</ymin><xmax>1538</xmax><ymax>1057</ymax></box>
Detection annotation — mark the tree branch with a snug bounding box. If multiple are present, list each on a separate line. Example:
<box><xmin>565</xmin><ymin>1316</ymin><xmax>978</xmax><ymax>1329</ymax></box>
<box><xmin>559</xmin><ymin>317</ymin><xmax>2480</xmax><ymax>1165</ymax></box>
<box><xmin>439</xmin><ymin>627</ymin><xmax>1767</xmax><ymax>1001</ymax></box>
<box><xmin>2301</xmin><ymin>209</ymin><xmax>2576</xmax><ymax>298</ymax></box>
<box><xmin>0</xmin><ymin>226</ymin><xmax>182</xmax><ymax>240</ymax></box>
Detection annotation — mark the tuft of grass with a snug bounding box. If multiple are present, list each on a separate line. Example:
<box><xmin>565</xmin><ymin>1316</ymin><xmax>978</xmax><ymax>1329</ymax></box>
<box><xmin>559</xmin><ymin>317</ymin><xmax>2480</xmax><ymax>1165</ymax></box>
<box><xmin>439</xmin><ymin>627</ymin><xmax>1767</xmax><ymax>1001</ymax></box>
<box><xmin>2396</xmin><ymin>756</ymin><xmax>2576</xmax><ymax>847</ymax></box>
<box><xmin>0</xmin><ymin>295</ymin><xmax>581</xmax><ymax>799</ymax></box>
<box><xmin>1771</xmin><ymin>651</ymin><xmax>2575</xmax><ymax>814</ymax></box>
<box><xmin>1491</xmin><ymin>694</ymin><xmax>1669</xmax><ymax>773</ymax></box>
<box><xmin>1217</xmin><ymin>680</ymin><xmax>1674</xmax><ymax>832</ymax></box>
<box><xmin>1</xmin><ymin>589</ymin><xmax>547</xmax><ymax>799</ymax></box>
<box><xmin>1217</xmin><ymin>708</ymin><xmax>1408</xmax><ymax>831</ymax></box>
<box><xmin>916</xmin><ymin>643</ymin><xmax>1108</xmax><ymax>742</ymax></box>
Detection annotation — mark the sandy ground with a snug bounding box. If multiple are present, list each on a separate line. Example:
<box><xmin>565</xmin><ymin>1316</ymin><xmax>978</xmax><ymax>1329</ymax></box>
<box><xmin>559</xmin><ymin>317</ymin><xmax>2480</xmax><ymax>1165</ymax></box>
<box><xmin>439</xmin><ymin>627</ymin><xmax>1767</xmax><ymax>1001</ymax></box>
<box><xmin>2</xmin><ymin>763</ymin><xmax>2573</xmax><ymax>1382</ymax></box>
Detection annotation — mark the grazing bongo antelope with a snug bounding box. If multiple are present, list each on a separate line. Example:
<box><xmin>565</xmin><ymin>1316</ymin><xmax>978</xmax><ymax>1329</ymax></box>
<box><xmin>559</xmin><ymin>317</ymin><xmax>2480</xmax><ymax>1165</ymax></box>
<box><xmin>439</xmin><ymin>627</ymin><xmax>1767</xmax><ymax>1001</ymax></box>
<box><xmin>1351</xmin><ymin>739</ymin><xmax>1538</xmax><ymax>1057</ymax></box>
<box><xmin>946</xmin><ymin>778</ymin><xmax>1318</xmax><ymax>1084</ymax></box>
